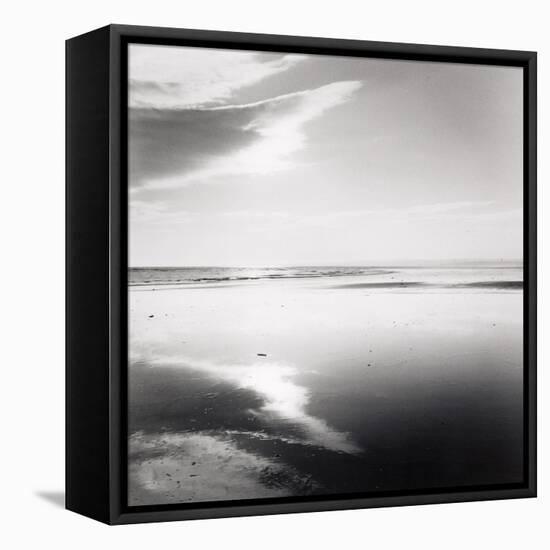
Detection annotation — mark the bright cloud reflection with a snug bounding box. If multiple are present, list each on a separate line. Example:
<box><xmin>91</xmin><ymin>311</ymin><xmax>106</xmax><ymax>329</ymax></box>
<box><xmin>149</xmin><ymin>355</ymin><xmax>361</xmax><ymax>454</ymax></box>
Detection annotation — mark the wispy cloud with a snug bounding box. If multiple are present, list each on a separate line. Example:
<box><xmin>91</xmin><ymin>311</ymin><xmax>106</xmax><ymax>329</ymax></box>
<box><xmin>129</xmin><ymin>199</ymin><xmax>510</xmax><ymax>232</ymax></box>
<box><xmin>294</xmin><ymin>200</ymin><xmax>502</xmax><ymax>227</ymax></box>
<box><xmin>407</xmin><ymin>200</ymin><xmax>495</xmax><ymax>215</ymax></box>
<box><xmin>130</xmin><ymin>81</ymin><xmax>362</xmax><ymax>191</ymax></box>
<box><xmin>130</xmin><ymin>44</ymin><xmax>303</xmax><ymax>108</ymax></box>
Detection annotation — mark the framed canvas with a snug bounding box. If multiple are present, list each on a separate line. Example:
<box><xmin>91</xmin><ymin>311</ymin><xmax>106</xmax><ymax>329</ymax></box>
<box><xmin>66</xmin><ymin>24</ymin><xmax>537</xmax><ymax>525</ymax></box>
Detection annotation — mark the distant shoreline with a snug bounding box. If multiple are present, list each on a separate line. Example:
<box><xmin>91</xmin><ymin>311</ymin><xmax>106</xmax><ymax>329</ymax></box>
<box><xmin>332</xmin><ymin>280</ymin><xmax>523</xmax><ymax>290</ymax></box>
<box><xmin>128</xmin><ymin>265</ymin><xmax>524</xmax><ymax>290</ymax></box>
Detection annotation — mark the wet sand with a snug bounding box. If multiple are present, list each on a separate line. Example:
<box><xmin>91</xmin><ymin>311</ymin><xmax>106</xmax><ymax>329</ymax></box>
<box><xmin>128</xmin><ymin>271</ymin><xmax>524</xmax><ymax>506</ymax></box>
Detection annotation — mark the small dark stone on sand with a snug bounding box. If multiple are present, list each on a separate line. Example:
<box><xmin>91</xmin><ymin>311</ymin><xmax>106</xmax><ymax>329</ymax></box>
<box><xmin>257</xmin><ymin>353</ymin><xmax>267</xmax><ymax>357</ymax></box>
<box><xmin>191</xmin><ymin>461</ymin><xmax>196</xmax><ymax>465</ymax></box>
<box><xmin>189</xmin><ymin>474</ymin><xmax>198</xmax><ymax>477</ymax></box>
<box><xmin>148</xmin><ymin>315</ymin><xmax>154</xmax><ymax>318</ymax></box>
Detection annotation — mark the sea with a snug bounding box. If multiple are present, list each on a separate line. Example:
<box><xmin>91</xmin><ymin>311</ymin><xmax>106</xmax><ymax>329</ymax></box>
<box><xmin>129</xmin><ymin>264</ymin><xmax>523</xmax><ymax>289</ymax></box>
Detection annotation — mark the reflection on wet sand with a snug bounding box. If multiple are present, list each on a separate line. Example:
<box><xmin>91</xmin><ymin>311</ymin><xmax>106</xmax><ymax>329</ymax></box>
<box><xmin>128</xmin><ymin>354</ymin><xmax>361</xmax><ymax>505</ymax></box>
<box><xmin>129</xmin><ymin>431</ymin><xmax>318</xmax><ymax>505</ymax></box>
<box><xmin>147</xmin><ymin>355</ymin><xmax>361</xmax><ymax>454</ymax></box>
<box><xmin>128</xmin><ymin>267</ymin><xmax>524</xmax><ymax>506</ymax></box>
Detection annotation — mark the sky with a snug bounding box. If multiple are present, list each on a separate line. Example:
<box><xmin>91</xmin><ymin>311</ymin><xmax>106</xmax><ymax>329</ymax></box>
<box><xmin>128</xmin><ymin>43</ymin><xmax>523</xmax><ymax>267</ymax></box>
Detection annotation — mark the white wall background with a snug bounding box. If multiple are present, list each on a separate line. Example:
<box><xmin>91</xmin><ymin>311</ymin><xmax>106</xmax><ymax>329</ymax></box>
<box><xmin>0</xmin><ymin>0</ymin><xmax>546</xmax><ymax>547</ymax></box>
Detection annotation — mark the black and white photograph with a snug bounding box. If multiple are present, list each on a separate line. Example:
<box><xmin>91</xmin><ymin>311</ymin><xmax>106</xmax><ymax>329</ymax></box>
<box><xmin>2</xmin><ymin>0</ymin><xmax>546</xmax><ymax>544</ymax></box>
<box><xmin>127</xmin><ymin>43</ymin><xmax>525</xmax><ymax>507</ymax></box>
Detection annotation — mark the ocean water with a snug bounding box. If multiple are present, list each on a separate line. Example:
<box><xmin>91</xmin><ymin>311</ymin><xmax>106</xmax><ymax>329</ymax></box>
<box><xmin>129</xmin><ymin>264</ymin><xmax>523</xmax><ymax>288</ymax></box>
<box><xmin>129</xmin><ymin>266</ymin><xmax>393</xmax><ymax>285</ymax></box>
<box><xmin>128</xmin><ymin>265</ymin><xmax>524</xmax><ymax>506</ymax></box>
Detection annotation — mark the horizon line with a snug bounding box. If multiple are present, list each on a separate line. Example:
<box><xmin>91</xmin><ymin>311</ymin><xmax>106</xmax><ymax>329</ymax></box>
<box><xmin>129</xmin><ymin>259</ymin><xmax>523</xmax><ymax>269</ymax></box>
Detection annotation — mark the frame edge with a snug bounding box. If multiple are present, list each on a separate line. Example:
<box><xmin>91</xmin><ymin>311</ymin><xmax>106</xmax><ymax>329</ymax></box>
<box><xmin>69</xmin><ymin>24</ymin><xmax>537</xmax><ymax>525</ymax></box>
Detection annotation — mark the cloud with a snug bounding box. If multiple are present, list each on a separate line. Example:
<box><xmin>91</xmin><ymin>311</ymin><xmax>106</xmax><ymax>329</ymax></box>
<box><xmin>129</xmin><ymin>44</ymin><xmax>303</xmax><ymax>108</ymax></box>
<box><xmin>129</xmin><ymin>198</ymin><xmax>503</xmax><ymax>232</ymax></box>
<box><xmin>406</xmin><ymin>200</ymin><xmax>495</xmax><ymax>215</ymax></box>
<box><xmin>275</xmin><ymin>200</ymin><xmax>501</xmax><ymax>229</ymax></box>
<box><xmin>130</xmin><ymin>81</ymin><xmax>362</xmax><ymax>190</ymax></box>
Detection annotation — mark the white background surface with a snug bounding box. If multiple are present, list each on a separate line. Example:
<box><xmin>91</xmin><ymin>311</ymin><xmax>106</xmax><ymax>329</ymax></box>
<box><xmin>0</xmin><ymin>0</ymin><xmax>546</xmax><ymax>547</ymax></box>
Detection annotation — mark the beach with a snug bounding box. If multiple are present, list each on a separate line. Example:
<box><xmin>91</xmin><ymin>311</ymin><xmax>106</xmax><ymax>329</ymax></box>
<box><xmin>128</xmin><ymin>266</ymin><xmax>524</xmax><ymax>506</ymax></box>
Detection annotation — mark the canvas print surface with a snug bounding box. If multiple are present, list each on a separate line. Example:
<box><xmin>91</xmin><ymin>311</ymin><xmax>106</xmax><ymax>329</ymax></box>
<box><xmin>127</xmin><ymin>44</ymin><xmax>524</xmax><ymax>506</ymax></box>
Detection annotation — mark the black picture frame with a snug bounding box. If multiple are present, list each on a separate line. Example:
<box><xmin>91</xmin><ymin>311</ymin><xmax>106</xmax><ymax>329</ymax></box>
<box><xmin>66</xmin><ymin>24</ymin><xmax>537</xmax><ymax>525</ymax></box>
